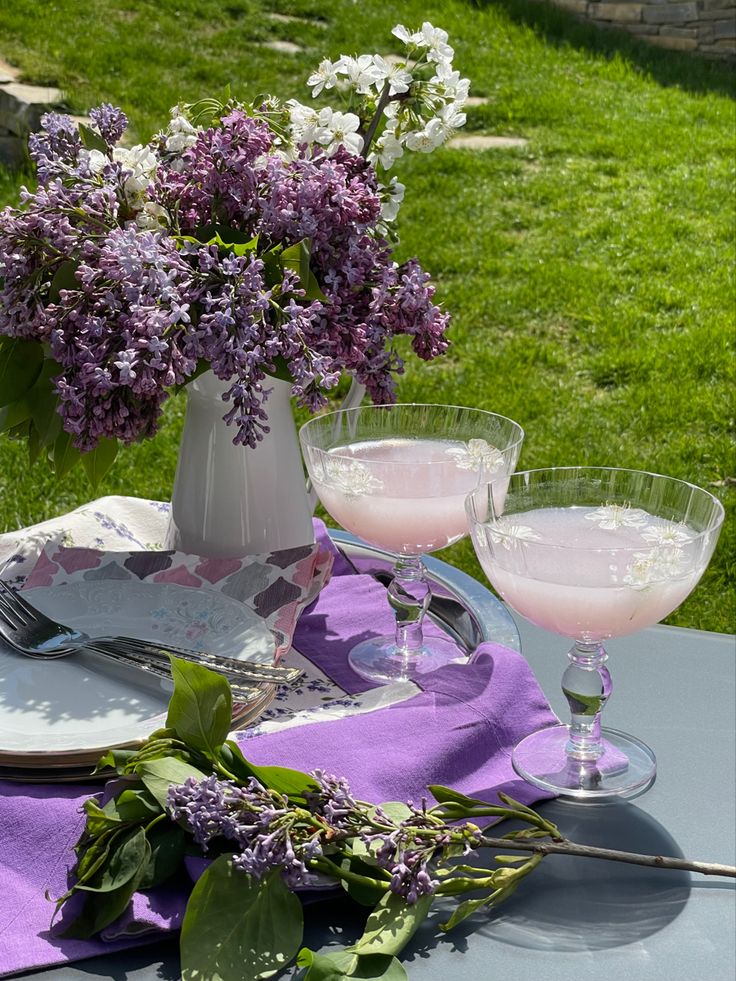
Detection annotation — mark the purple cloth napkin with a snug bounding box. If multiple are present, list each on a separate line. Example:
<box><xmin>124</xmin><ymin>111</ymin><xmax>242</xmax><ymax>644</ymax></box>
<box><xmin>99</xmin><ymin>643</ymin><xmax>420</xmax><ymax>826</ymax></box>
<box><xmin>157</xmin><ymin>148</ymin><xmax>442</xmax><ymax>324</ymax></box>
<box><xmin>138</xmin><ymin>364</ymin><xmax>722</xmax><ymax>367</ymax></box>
<box><xmin>239</xmin><ymin>646</ymin><xmax>557</xmax><ymax>807</ymax></box>
<box><xmin>0</xmin><ymin>521</ymin><xmax>558</xmax><ymax>977</ymax></box>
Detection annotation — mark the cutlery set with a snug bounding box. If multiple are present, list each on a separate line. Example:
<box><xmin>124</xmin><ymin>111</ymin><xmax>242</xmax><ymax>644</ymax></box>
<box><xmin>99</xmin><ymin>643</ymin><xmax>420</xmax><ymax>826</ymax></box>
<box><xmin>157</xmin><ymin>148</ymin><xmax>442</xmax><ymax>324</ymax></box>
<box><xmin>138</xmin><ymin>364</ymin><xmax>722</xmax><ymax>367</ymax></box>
<box><xmin>0</xmin><ymin>580</ymin><xmax>302</xmax><ymax>693</ymax></box>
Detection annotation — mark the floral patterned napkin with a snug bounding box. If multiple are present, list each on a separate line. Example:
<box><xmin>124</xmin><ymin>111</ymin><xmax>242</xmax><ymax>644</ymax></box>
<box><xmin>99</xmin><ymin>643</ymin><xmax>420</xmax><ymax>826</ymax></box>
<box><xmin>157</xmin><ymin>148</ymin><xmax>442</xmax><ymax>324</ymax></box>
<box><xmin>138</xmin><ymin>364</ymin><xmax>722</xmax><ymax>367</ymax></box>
<box><xmin>21</xmin><ymin>539</ymin><xmax>333</xmax><ymax>661</ymax></box>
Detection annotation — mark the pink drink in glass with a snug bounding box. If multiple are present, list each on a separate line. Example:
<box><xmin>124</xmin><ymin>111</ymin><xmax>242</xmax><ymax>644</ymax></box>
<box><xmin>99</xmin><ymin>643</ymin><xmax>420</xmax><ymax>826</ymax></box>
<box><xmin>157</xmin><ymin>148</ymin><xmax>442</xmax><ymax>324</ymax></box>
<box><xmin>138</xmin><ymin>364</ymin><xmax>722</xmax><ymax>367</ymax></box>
<box><xmin>311</xmin><ymin>437</ymin><xmax>501</xmax><ymax>556</ymax></box>
<box><xmin>484</xmin><ymin>506</ymin><xmax>706</xmax><ymax>640</ymax></box>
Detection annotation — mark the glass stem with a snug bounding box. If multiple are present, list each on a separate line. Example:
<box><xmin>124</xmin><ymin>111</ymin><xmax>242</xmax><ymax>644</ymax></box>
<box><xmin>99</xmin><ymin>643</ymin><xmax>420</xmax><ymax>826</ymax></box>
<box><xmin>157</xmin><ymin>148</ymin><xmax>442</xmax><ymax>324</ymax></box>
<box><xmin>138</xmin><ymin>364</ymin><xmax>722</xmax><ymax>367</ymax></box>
<box><xmin>561</xmin><ymin>642</ymin><xmax>612</xmax><ymax>762</ymax></box>
<box><xmin>387</xmin><ymin>556</ymin><xmax>430</xmax><ymax>658</ymax></box>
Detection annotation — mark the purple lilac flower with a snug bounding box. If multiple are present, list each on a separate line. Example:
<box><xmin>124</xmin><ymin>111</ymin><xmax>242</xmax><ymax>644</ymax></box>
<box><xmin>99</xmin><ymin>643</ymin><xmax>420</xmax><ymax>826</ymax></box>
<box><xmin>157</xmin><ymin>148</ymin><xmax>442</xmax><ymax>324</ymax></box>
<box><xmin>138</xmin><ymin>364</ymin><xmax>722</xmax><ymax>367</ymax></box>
<box><xmin>88</xmin><ymin>103</ymin><xmax>129</xmax><ymax>145</ymax></box>
<box><xmin>0</xmin><ymin>102</ymin><xmax>451</xmax><ymax>452</ymax></box>
<box><xmin>28</xmin><ymin>112</ymin><xmax>84</xmax><ymax>182</ymax></box>
<box><xmin>167</xmin><ymin>774</ymin><xmax>313</xmax><ymax>887</ymax></box>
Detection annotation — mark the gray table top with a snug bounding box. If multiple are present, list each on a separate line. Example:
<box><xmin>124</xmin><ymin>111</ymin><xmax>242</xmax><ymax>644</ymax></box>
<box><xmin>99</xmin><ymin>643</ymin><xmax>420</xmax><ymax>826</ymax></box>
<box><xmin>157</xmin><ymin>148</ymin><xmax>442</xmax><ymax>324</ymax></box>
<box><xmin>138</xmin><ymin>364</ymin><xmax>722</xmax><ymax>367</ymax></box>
<box><xmin>15</xmin><ymin>613</ymin><xmax>736</xmax><ymax>980</ymax></box>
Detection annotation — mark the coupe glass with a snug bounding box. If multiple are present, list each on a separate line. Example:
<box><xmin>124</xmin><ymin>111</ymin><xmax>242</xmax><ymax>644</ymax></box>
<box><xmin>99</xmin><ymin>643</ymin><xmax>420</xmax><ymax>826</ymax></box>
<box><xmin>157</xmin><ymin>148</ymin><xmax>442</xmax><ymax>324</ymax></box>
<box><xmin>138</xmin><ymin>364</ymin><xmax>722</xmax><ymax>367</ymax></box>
<box><xmin>299</xmin><ymin>403</ymin><xmax>524</xmax><ymax>683</ymax></box>
<box><xmin>466</xmin><ymin>467</ymin><xmax>724</xmax><ymax>800</ymax></box>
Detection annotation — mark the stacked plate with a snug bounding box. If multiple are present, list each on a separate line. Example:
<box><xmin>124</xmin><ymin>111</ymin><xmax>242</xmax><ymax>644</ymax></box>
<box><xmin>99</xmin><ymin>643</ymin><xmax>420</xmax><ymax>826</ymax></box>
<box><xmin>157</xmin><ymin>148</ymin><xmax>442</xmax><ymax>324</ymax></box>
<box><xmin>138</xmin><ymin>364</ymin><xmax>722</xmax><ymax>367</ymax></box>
<box><xmin>0</xmin><ymin>580</ymin><xmax>278</xmax><ymax>782</ymax></box>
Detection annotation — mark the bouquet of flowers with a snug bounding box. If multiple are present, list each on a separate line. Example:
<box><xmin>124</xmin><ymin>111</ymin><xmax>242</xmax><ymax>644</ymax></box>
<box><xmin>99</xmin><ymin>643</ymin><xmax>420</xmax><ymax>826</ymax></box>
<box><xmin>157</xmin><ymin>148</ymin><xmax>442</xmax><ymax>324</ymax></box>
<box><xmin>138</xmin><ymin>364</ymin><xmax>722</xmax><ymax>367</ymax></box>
<box><xmin>0</xmin><ymin>22</ymin><xmax>469</xmax><ymax>481</ymax></box>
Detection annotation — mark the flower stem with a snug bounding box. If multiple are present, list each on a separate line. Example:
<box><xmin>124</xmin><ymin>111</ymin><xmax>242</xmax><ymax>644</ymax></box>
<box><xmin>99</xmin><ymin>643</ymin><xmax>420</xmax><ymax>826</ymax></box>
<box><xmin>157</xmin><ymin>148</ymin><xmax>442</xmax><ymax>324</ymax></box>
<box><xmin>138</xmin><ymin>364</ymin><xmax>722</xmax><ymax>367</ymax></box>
<box><xmin>311</xmin><ymin>855</ymin><xmax>390</xmax><ymax>892</ymax></box>
<box><xmin>361</xmin><ymin>82</ymin><xmax>392</xmax><ymax>157</ymax></box>
<box><xmin>477</xmin><ymin>835</ymin><xmax>736</xmax><ymax>878</ymax></box>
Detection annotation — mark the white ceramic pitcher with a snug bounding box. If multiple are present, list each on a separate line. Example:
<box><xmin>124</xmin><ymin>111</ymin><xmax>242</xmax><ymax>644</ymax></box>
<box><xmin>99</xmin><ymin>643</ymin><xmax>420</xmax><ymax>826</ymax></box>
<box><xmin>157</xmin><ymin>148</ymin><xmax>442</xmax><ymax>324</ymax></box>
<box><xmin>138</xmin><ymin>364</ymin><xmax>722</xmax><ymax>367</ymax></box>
<box><xmin>164</xmin><ymin>371</ymin><xmax>365</xmax><ymax>557</ymax></box>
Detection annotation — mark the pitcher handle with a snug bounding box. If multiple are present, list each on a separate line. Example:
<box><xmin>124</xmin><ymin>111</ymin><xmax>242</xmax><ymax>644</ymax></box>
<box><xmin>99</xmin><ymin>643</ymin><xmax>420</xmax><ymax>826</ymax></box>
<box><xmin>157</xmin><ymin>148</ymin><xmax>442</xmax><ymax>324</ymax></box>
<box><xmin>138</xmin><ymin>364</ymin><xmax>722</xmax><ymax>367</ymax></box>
<box><xmin>305</xmin><ymin>377</ymin><xmax>366</xmax><ymax>512</ymax></box>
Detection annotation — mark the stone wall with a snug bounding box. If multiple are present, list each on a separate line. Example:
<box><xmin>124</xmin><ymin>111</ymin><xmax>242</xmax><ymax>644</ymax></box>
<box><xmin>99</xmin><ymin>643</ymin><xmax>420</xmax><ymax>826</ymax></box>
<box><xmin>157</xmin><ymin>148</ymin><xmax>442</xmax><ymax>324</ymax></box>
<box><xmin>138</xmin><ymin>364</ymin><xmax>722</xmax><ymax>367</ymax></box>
<box><xmin>0</xmin><ymin>59</ymin><xmax>63</xmax><ymax>169</ymax></box>
<box><xmin>542</xmin><ymin>0</ymin><xmax>736</xmax><ymax>55</ymax></box>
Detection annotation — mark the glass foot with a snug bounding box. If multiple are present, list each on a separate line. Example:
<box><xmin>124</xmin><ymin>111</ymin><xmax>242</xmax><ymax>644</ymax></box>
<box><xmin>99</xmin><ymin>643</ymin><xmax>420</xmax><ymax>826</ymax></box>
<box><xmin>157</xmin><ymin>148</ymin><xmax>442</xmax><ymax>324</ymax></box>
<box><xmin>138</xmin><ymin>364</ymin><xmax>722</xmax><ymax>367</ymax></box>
<box><xmin>347</xmin><ymin>634</ymin><xmax>463</xmax><ymax>684</ymax></box>
<box><xmin>512</xmin><ymin>725</ymin><xmax>656</xmax><ymax>801</ymax></box>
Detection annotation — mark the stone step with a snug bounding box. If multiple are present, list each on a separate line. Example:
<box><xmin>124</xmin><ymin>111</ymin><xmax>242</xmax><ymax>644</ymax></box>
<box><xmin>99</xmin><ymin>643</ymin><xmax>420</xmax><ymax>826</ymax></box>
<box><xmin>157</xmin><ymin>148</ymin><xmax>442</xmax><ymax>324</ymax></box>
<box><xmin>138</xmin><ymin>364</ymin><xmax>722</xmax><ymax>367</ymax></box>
<box><xmin>266</xmin><ymin>12</ymin><xmax>326</xmax><ymax>28</ymax></box>
<box><xmin>0</xmin><ymin>81</ymin><xmax>64</xmax><ymax>136</ymax></box>
<box><xmin>258</xmin><ymin>40</ymin><xmax>304</xmax><ymax>55</ymax></box>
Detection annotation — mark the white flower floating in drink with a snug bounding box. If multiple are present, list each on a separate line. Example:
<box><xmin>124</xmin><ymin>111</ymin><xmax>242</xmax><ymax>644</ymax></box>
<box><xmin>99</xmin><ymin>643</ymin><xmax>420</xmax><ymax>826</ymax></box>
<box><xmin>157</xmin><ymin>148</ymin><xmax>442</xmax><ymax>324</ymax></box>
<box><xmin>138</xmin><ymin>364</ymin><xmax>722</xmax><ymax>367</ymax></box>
<box><xmin>640</xmin><ymin>523</ymin><xmax>694</xmax><ymax>546</ymax></box>
<box><xmin>488</xmin><ymin>521</ymin><xmax>542</xmax><ymax>550</ymax></box>
<box><xmin>445</xmin><ymin>438</ymin><xmax>506</xmax><ymax>474</ymax></box>
<box><xmin>623</xmin><ymin>545</ymin><xmax>689</xmax><ymax>589</ymax></box>
<box><xmin>584</xmin><ymin>503</ymin><xmax>649</xmax><ymax>530</ymax></box>
<box><xmin>322</xmin><ymin>458</ymin><xmax>383</xmax><ymax>497</ymax></box>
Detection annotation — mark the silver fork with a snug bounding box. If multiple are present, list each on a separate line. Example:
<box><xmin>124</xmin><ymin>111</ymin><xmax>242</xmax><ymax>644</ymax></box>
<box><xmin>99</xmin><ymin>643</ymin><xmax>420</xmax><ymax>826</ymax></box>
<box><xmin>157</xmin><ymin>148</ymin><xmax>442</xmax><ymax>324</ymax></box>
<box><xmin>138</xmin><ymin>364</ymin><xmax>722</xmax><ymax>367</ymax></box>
<box><xmin>0</xmin><ymin>581</ymin><xmax>302</xmax><ymax>691</ymax></box>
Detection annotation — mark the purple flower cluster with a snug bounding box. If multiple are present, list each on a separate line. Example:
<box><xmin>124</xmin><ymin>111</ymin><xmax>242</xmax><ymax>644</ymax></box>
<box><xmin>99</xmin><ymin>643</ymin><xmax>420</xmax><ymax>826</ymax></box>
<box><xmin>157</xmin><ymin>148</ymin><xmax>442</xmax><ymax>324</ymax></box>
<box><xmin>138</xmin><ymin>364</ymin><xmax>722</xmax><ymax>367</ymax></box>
<box><xmin>366</xmin><ymin>800</ymin><xmax>442</xmax><ymax>903</ymax></box>
<box><xmin>167</xmin><ymin>769</ymin><xmax>448</xmax><ymax>904</ymax></box>
<box><xmin>167</xmin><ymin>774</ymin><xmax>316</xmax><ymax>888</ymax></box>
<box><xmin>0</xmin><ymin>103</ymin><xmax>450</xmax><ymax>452</ymax></box>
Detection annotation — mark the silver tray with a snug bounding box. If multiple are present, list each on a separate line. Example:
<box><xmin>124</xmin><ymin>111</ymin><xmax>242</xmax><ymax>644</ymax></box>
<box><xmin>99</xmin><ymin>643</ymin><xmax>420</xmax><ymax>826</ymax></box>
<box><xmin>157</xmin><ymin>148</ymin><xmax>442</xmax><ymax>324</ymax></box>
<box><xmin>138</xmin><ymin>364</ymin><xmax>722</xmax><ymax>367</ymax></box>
<box><xmin>329</xmin><ymin>530</ymin><xmax>520</xmax><ymax>654</ymax></box>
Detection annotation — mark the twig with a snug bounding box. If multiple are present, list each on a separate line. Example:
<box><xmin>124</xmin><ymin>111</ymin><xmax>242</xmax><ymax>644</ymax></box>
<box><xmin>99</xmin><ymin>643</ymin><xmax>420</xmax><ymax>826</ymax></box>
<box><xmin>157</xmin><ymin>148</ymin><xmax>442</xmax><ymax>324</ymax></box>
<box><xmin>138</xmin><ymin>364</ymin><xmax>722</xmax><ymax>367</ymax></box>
<box><xmin>478</xmin><ymin>835</ymin><xmax>736</xmax><ymax>878</ymax></box>
<box><xmin>361</xmin><ymin>82</ymin><xmax>393</xmax><ymax>157</ymax></box>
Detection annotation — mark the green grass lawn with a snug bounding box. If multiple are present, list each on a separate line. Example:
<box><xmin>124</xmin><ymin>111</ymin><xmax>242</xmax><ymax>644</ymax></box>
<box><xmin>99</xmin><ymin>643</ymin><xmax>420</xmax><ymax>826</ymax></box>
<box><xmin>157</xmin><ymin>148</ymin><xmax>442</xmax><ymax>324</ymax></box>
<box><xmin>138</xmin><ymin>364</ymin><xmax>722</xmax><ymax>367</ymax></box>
<box><xmin>0</xmin><ymin>0</ymin><xmax>733</xmax><ymax>631</ymax></box>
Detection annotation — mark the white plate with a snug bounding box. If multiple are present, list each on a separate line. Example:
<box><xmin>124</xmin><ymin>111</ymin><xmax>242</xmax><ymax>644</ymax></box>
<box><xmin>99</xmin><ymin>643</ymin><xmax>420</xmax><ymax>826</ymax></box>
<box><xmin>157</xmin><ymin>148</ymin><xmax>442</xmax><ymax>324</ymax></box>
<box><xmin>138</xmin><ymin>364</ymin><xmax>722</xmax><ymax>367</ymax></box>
<box><xmin>0</xmin><ymin>580</ymin><xmax>275</xmax><ymax>761</ymax></box>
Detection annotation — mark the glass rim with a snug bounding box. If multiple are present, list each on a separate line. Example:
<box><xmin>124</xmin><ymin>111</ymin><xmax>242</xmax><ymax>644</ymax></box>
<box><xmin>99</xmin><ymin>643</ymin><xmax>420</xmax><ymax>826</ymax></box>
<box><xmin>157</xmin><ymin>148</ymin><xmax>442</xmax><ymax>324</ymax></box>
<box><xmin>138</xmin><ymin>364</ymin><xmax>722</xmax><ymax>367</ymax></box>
<box><xmin>298</xmin><ymin>402</ymin><xmax>525</xmax><ymax>463</ymax></box>
<box><xmin>466</xmin><ymin>465</ymin><xmax>725</xmax><ymax>550</ymax></box>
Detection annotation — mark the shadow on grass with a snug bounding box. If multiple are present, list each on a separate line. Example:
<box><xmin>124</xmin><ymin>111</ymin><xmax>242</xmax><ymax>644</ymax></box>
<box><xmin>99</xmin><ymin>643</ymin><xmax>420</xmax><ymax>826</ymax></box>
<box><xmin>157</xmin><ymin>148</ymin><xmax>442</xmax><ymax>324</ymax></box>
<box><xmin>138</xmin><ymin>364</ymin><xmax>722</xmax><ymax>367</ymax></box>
<box><xmin>473</xmin><ymin>0</ymin><xmax>736</xmax><ymax>99</ymax></box>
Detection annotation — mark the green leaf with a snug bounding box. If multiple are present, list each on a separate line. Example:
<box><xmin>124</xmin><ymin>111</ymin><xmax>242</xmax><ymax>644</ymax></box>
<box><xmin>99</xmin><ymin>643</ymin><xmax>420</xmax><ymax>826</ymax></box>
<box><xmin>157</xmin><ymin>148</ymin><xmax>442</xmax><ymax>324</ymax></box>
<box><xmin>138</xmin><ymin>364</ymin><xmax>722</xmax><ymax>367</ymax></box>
<box><xmin>180</xmin><ymin>856</ymin><xmax>303</xmax><ymax>980</ymax></box>
<box><xmin>265</xmin><ymin>354</ymin><xmax>293</xmax><ymax>384</ymax></box>
<box><xmin>280</xmin><ymin>239</ymin><xmax>327</xmax><ymax>301</ymax></box>
<box><xmin>103</xmin><ymin>785</ymin><xmax>160</xmax><ymax>823</ymax></box>
<box><xmin>26</xmin><ymin>359</ymin><xmax>63</xmax><ymax>448</ymax></box>
<box><xmin>428</xmin><ymin>786</ymin><xmax>491</xmax><ymax>810</ymax></box>
<box><xmin>439</xmin><ymin>896</ymin><xmax>489</xmax><ymax>933</ymax></box>
<box><xmin>139</xmin><ymin>824</ymin><xmax>186</xmax><ymax>889</ymax></box>
<box><xmin>76</xmin><ymin>827</ymin><xmax>149</xmax><ymax>894</ymax></box>
<box><xmin>195</xmin><ymin>223</ymin><xmax>259</xmax><ymax>253</ymax></box>
<box><xmin>82</xmin><ymin>436</ymin><xmax>119</xmax><ymax>486</ymax></box>
<box><xmin>5</xmin><ymin>419</ymin><xmax>31</xmax><ymax>439</ymax></box>
<box><xmin>94</xmin><ymin>747</ymin><xmax>137</xmax><ymax>773</ymax></box>
<box><xmin>261</xmin><ymin>247</ymin><xmax>283</xmax><ymax>288</ymax></box>
<box><xmin>297</xmin><ymin>949</ymin><xmax>359</xmax><ymax>981</ymax></box>
<box><xmin>61</xmin><ymin>831</ymin><xmax>151</xmax><ymax>938</ymax></box>
<box><xmin>281</xmin><ymin>239</ymin><xmax>311</xmax><ymax>286</ymax></box>
<box><xmin>356</xmin><ymin>891</ymin><xmax>432</xmax><ymax>957</ymax></box>
<box><xmin>373</xmin><ymin>802</ymin><xmax>413</xmax><ymax>824</ymax></box>
<box><xmin>78</xmin><ymin>122</ymin><xmax>108</xmax><ymax>153</ymax></box>
<box><xmin>166</xmin><ymin>656</ymin><xmax>232</xmax><ymax>756</ymax></box>
<box><xmin>0</xmin><ymin>337</ymin><xmax>44</xmax><ymax>408</ymax></box>
<box><xmin>51</xmin><ymin>428</ymin><xmax>82</xmax><ymax>477</ymax></box>
<box><xmin>48</xmin><ymin>259</ymin><xmax>80</xmax><ymax>303</ymax></box>
<box><xmin>218</xmin><ymin>740</ymin><xmax>319</xmax><ymax>801</ymax></box>
<box><xmin>297</xmin><ymin>949</ymin><xmax>408</xmax><ymax>981</ymax></box>
<box><xmin>0</xmin><ymin>397</ymin><xmax>31</xmax><ymax>432</ymax></box>
<box><xmin>75</xmin><ymin>829</ymin><xmax>122</xmax><ymax>886</ymax></box>
<box><xmin>137</xmin><ymin>756</ymin><xmax>207</xmax><ymax>810</ymax></box>
<box><xmin>303</xmin><ymin>271</ymin><xmax>328</xmax><ymax>302</ymax></box>
<box><xmin>82</xmin><ymin>798</ymin><xmax>124</xmax><ymax>836</ymax></box>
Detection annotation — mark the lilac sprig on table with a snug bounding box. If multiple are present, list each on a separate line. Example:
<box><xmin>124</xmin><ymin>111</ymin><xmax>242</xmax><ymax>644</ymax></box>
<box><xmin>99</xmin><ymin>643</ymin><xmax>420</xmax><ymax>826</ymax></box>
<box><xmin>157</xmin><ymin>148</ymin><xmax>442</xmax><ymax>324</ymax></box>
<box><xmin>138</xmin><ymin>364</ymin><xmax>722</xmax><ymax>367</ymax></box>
<box><xmin>52</xmin><ymin>656</ymin><xmax>735</xmax><ymax>981</ymax></box>
<box><xmin>0</xmin><ymin>21</ymin><xmax>467</xmax><ymax>484</ymax></box>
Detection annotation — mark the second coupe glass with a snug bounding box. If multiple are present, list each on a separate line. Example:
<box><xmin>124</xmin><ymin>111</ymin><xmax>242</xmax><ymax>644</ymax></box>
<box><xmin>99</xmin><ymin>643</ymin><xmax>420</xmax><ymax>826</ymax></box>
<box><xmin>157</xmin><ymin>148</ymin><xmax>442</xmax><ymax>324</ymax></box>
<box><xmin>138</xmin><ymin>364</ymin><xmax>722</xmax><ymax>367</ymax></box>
<box><xmin>466</xmin><ymin>467</ymin><xmax>724</xmax><ymax>800</ymax></box>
